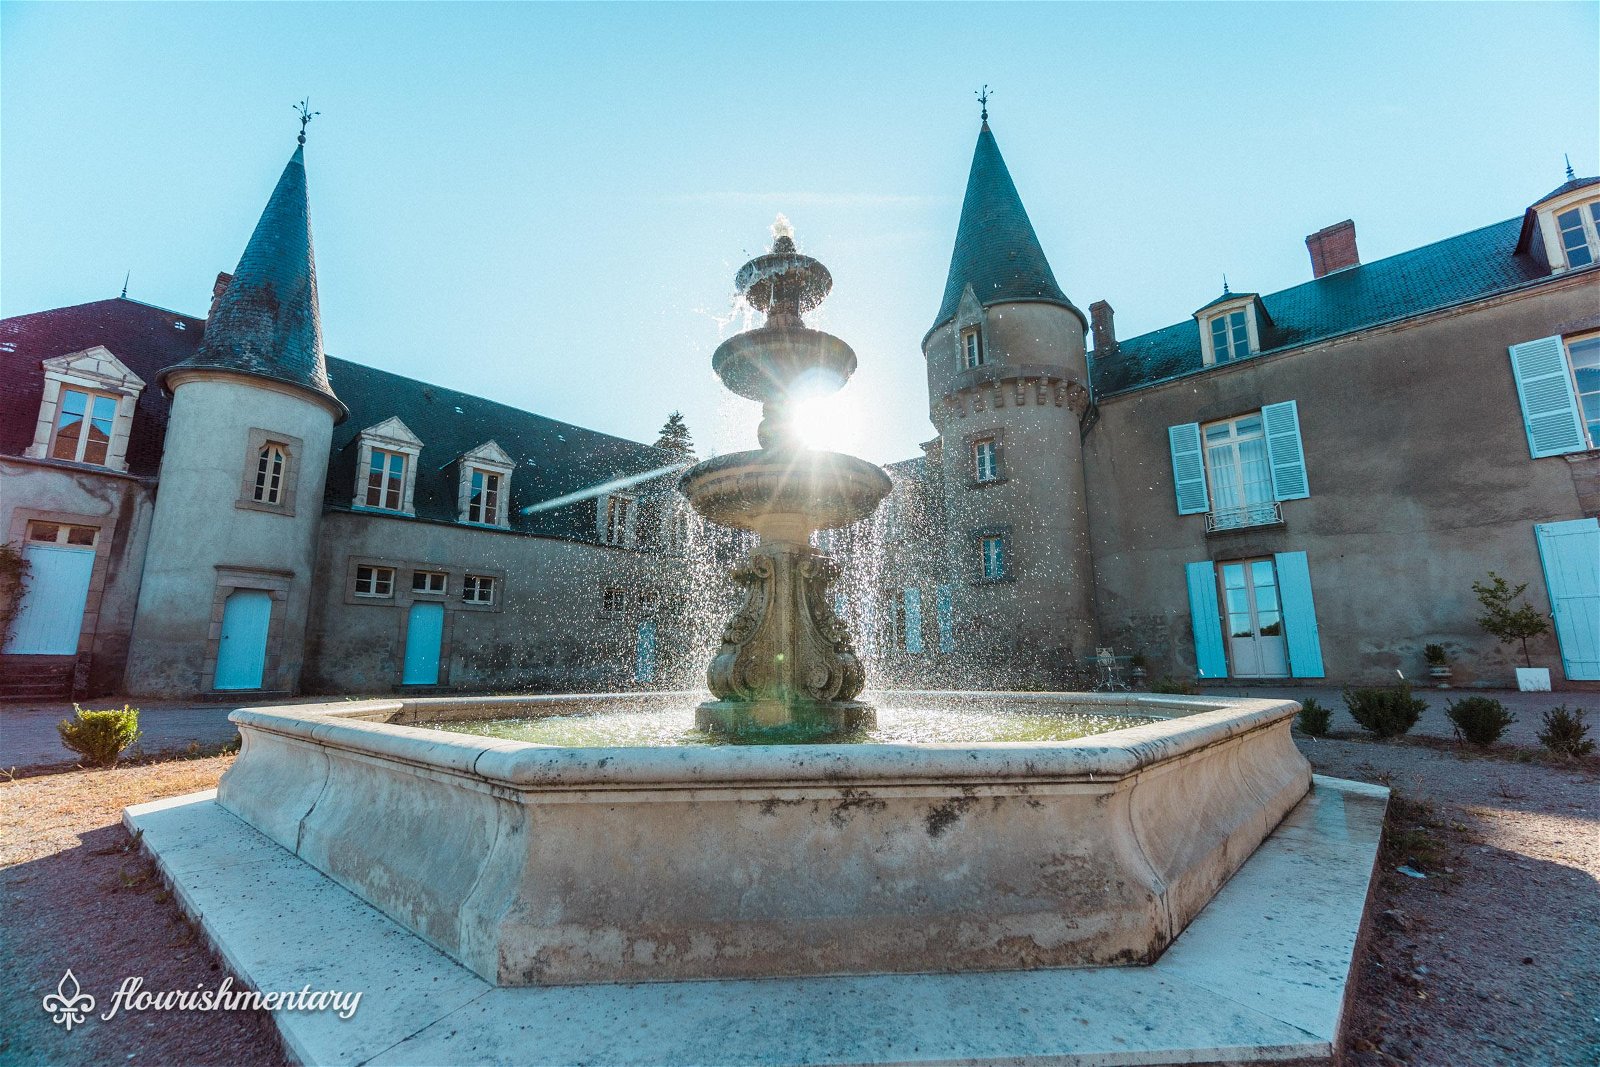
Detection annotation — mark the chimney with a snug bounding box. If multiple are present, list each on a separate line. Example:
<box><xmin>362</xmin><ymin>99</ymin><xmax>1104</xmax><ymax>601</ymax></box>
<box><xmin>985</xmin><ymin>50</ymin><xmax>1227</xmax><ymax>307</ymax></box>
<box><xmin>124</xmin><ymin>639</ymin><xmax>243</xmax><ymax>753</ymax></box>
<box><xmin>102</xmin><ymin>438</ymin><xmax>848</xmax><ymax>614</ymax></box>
<box><xmin>1089</xmin><ymin>300</ymin><xmax>1117</xmax><ymax>353</ymax></box>
<box><xmin>1306</xmin><ymin>220</ymin><xmax>1359</xmax><ymax>278</ymax></box>
<box><xmin>208</xmin><ymin>272</ymin><xmax>234</xmax><ymax>319</ymax></box>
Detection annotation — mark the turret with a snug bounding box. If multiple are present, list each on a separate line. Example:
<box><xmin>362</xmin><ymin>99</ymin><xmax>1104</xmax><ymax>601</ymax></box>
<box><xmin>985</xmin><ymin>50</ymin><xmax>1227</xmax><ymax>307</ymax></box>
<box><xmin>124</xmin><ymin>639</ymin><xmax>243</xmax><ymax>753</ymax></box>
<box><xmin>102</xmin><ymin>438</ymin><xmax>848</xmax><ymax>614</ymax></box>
<box><xmin>920</xmin><ymin>113</ymin><xmax>1098</xmax><ymax>685</ymax></box>
<box><xmin>126</xmin><ymin>114</ymin><xmax>344</xmax><ymax>696</ymax></box>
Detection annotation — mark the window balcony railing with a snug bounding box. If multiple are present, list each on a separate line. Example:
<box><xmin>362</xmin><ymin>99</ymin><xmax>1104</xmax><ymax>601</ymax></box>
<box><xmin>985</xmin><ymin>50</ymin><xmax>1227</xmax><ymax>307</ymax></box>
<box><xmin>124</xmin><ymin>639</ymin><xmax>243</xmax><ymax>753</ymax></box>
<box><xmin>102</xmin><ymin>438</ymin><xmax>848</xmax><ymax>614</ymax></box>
<box><xmin>1205</xmin><ymin>500</ymin><xmax>1283</xmax><ymax>533</ymax></box>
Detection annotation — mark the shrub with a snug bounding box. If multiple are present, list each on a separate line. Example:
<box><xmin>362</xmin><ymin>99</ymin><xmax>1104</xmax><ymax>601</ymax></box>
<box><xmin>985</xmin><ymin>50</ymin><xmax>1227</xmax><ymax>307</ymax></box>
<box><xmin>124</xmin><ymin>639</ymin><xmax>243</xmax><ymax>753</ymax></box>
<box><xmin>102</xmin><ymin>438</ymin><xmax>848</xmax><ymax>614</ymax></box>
<box><xmin>57</xmin><ymin>705</ymin><xmax>141</xmax><ymax>767</ymax></box>
<box><xmin>1343</xmin><ymin>683</ymin><xmax>1427</xmax><ymax>739</ymax></box>
<box><xmin>1150</xmin><ymin>676</ymin><xmax>1199</xmax><ymax>695</ymax></box>
<box><xmin>1538</xmin><ymin>705</ymin><xmax>1596</xmax><ymax>758</ymax></box>
<box><xmin>1445</xmin><ymin>696</ymin><xmax>1515</xmax><ymax>747</ymax></box>
<box><xmin>1296</xmin><ymin>697</ymin><xmax>1333</xmax><ymax>737</ymax></box>
<box><xmin>1423</xmin><ymin>643</ymin><xmax>1449</xmax><ymax>667</ymax></box>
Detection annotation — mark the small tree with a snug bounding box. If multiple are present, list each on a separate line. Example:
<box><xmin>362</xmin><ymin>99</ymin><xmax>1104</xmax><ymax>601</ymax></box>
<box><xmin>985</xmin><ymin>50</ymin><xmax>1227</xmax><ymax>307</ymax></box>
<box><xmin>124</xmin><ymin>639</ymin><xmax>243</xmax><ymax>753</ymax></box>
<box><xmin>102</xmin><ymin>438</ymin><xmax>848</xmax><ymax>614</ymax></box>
<box><xmin>1471</xmin><ymin>572</ymin><xmax>1549</xmax><ymax>668</ymax></box>
<box><xmin>653</xmin><ymin>411</ymin><xmax>696</xmax><ymax>463</ymax></box>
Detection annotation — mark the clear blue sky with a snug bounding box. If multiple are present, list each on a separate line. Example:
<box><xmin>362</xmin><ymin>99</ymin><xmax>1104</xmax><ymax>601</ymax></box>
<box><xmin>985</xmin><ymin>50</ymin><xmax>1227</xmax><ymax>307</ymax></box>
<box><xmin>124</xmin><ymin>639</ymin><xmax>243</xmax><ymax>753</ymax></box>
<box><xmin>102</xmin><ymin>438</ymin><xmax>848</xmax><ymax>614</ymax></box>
<box><xmin>4</xmin><ymin>2</ymin><xmax>1596</xmax><ymax>463</ymax></box>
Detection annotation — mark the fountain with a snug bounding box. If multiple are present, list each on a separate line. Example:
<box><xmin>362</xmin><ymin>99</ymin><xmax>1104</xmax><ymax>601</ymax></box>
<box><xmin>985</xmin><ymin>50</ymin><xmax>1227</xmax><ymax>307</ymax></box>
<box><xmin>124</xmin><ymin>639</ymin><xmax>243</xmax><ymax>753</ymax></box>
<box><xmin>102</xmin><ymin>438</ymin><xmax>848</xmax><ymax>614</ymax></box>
<box><xmin>680</xmin><ymin>220</ymin><xmax>890</xmax><ymax>735</ymax></box>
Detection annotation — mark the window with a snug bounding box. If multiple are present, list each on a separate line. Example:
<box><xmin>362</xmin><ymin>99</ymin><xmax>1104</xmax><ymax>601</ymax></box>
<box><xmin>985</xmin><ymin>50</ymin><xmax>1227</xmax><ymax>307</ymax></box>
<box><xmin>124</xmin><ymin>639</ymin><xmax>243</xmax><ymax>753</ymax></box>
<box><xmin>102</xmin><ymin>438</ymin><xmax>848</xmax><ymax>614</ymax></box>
<box><xmin>1208</xmin><ymin>310</ymin><xmax>1250</xmax><ymax>364</ymax></box>
<box><xmin>981</xmin><ymin>535</ymin><xmax>1005</xmax><ymax>580</ymax></box>
<box><xmin>960</xmin><ymin>327</ymin><xmax>985</xmax><ymax>369</ymax></box>
<box><xmin>50</xmin><ymin>388</ymin><xmax>119</xmax><ymax>465</ymax></box>
<box><xmin>637</xmin><ymin>589</ymin><xmax>659</xmax><ymax>612</ymax></box>
<box><xmin>466</xmin><ymin>468</ymin><xmax>501</xmax><ymax>525</ymax></box>
<box><xmin>973</xmin><ymin>438</ymin><xmax>998</xmax><ymax>483</ymax></box>
<box><xmin>1567</xmin><ymin>334</ymin><xmax>1600</xmax><ymax>446</ymax></box>
<box><xmin>1555</xmin><ymin>202</ymin><xmax>1600</xmax><ymax>269</ymax></box>
<box><xmin>254</xmin><ymin>443</ymin><xmax>287</xmax><ymax>504</ymax></box>
<box><xmin>1203</xmin><ymin>414</ymin><xmax>1276</xmax><ymax>528</ymax></box>
<box><xmin>412</xmin><ymin>570</ymin><xmax>447</xmax><ymax>595</ymax></box>
<box><xmin>603</xmin><ymin>587</ymin><xmax>628</xmax><ymax>613</ymax></box>
<box><xmin>463</xmin><ymin>574</ymin><xmax>496</xmax><ymax>605</ymax></box>
<box><xmin>27</xmin><ymin>521</ymin><xmax>96</xmax><ymax>547</ymax></box>
<box><xmin>355</xmin><ymin>565</ymin><xmax>395</xmax><ymax>598</ymax></box>
<box><xmin>605</xmin><ymin>494</ymin><xmax>633</xmax><ymax>546</ymax></box>
<box><xmin>364</xmin><ymin>449</ymin><xmax>407</xmax><ymax>511</ymax></box>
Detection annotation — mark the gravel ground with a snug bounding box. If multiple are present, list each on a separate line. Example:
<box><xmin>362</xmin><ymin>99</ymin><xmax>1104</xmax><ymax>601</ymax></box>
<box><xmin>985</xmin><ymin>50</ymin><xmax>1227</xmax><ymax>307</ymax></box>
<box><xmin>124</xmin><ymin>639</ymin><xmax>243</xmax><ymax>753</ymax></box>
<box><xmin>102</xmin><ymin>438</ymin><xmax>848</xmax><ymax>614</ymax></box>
<box><xmin>0</xmin><ymin>756</ymin><xmax>286</xmax><ymax>1067</ymax></box>
<box><xmin>1303</xmin><ymin>737</ymin><xmax>1600</xmax><ymax>1067</ymax></box>
<box><xmin>1</xmin><ymin>735</ymin><xmax>1595</xmax><ymax>1066</ymax></box>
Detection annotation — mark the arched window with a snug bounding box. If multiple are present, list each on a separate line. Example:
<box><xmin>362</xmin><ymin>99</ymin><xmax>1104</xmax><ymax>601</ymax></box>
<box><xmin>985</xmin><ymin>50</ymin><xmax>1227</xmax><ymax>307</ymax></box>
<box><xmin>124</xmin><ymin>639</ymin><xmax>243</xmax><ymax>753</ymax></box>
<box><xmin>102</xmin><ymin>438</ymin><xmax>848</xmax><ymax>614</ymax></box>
<box><xmin>254</xmin><ymin>443</ymin><xmax>287</xmax><ymax>504</ymax></box>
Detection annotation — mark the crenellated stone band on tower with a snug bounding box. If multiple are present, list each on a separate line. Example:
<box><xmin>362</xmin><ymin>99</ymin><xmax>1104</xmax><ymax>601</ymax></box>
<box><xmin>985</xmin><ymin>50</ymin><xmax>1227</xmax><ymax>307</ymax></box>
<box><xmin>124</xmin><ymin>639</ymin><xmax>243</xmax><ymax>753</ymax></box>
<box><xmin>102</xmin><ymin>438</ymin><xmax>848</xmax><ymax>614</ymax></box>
<box><xmin>680</xmin><ymin>225</ymin><xmax>891</xmax><ymax>734</ymax></box>
<box><xmin>923</xmin><ymin>117</ymin><xmax>1099</xmax><ymax>685</ymax></box>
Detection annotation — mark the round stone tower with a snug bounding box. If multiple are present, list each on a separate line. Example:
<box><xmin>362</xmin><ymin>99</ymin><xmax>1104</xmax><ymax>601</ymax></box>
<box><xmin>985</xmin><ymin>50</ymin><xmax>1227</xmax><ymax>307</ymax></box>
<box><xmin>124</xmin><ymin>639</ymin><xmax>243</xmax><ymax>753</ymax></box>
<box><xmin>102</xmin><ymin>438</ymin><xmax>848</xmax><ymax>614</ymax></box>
<box><xmin>125</xmin><ymin>131</ymin><xmax>345</xmax><ymax>696</ymax></box>
<box><xmin>921</xmin><ymin>116</ymin><xmax>1098</xmax><ymax>686</ymax></box>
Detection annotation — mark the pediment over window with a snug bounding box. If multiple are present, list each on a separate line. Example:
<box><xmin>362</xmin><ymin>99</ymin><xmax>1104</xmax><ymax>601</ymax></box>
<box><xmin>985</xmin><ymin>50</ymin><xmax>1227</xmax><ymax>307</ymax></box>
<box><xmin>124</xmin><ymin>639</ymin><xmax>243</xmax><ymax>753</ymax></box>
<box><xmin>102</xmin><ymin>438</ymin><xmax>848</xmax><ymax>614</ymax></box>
<box><xmin>357</xmin><ymin>416</ymin><xmax>422</xmax><ymax>450</ymax></box>
<box><xmin>460</xmin><ymin>440</ymin><xmax>514</xmax><ymax>470</ymax></box>
<box><xmin>44</xmin><ymin>346</ymin><xmax>146</xmax><ymax>395</ymax></box>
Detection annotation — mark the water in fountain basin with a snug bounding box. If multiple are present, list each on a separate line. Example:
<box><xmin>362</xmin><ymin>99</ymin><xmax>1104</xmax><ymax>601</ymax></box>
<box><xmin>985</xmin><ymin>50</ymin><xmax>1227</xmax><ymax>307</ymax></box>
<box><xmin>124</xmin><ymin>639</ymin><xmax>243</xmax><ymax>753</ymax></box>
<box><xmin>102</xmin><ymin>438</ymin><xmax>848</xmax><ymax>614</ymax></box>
<box><xmin>416</xmin><ymin>693</ymin><xmax>1159</xmax><ymax>747</ymax></box>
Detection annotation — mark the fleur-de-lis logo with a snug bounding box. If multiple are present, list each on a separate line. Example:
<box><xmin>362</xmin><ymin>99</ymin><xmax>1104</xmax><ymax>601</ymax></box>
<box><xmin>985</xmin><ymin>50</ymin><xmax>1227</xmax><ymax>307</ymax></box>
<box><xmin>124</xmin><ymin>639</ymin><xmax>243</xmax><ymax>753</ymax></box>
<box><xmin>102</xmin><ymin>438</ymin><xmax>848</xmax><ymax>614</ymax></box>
<box><xmin>42</xmin><ymin>970</ymin><xmax>95</xmax><ymax>1031</ymax></box>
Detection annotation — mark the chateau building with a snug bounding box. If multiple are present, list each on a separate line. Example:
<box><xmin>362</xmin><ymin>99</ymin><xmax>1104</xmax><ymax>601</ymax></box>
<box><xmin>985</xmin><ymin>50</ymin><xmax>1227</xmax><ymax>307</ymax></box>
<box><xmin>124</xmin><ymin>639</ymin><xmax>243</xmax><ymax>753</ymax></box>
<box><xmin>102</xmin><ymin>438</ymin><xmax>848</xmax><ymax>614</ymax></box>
<box><xmin>2</xmin><ymin>119</ymin><xmax>1598</xmax><ymax>700</ymax></box>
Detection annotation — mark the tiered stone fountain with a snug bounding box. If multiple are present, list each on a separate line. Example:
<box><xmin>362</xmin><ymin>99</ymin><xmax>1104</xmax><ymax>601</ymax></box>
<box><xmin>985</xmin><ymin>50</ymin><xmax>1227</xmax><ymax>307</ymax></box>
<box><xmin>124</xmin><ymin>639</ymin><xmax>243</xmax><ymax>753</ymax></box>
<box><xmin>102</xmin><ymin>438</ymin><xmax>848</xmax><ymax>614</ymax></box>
<box><xmin>680</xmin><ymin>222</ymin><xmax>891</xmax><ymax>734</ymax></box>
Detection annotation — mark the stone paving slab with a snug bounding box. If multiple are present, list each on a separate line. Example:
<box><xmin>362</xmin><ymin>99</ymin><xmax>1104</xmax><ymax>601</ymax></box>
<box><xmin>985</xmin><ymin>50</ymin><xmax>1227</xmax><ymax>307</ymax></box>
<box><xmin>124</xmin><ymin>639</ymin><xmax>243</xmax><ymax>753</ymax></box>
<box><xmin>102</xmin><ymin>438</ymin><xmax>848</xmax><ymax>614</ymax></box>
<box><xmin>126</xmin><ymin>776</ymin><xmax>1387</xmax><ymax>1066</ymax></box>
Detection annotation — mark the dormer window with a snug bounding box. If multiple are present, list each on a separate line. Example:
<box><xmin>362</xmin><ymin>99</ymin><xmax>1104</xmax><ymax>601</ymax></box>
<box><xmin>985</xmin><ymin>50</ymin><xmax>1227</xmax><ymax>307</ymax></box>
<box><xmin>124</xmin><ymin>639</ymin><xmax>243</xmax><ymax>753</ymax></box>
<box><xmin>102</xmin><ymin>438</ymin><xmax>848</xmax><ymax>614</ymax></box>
<box><xmin>1555</xmin><ymin>202</ymin><xmax>1600</xmax><ymax>269</ymax></box>
<box><xmin>604</xmin><ymin>494</ymin><xmax>635</xmax><ymax>547</ymax></box>
<box><xmin>456</xmin><ymin>441</ymin><xmax>514</xmax><ymax>528</ymax></box>
<box><xmin>352</xmin><ymin>417</ymin><xmax>422</xmax><ymax>516</ymax></box>
<box><xmin>27</xmin><ymin>346</ymin><xmax>145</xmax><ymax>472</ymax></box>
<box><xmin>1209</xmin><ymin>311</ymin><xmax>1250</xmax><ymax>364</ymax></box>
<box><xmin>50</xmin><ymin>388</ymin><xmax>119</xmax><ymax>465</ymax></box>
<box><xmin>960</xmin><ymin>326</ymin><xmax>985</xmax><ymax>369</ymax></box>
<box><xmin>467</xmin><ymin>470</ymin><xmax>500</xmax><ymax>524</ymax></box>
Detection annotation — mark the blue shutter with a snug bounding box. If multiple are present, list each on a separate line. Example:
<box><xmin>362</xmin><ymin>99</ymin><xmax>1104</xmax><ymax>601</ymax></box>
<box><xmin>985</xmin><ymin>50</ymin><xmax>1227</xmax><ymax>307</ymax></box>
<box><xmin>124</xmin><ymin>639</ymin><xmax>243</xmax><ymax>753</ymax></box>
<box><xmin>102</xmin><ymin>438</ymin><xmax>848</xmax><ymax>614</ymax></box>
<box><xmin>903</xmin><ymin>588</ymin><xmax>924</xmax><ymax>655</ymax></box>
<box><xmin>1169</xmin><ymin>423</ymin><xmax>1209</xmax><ymax>515</ymax></box>
<box><xmin>935</xmin><ymin>584</ymin><xmax>955</xmax><ymax>653</ymax></box>
<box><xmin>1535</xmin><ymin>519</ymin><xmax>1600</xmax><ymax>680</ymax></box>
<box><xmin>1185</xmin><ymin>562</ymin><xmax>1228</xmax><ymax>679</ymax></box>
<box><xmin>1273</xmin><ymin>551</ymin><xmax>1326</xmax><ymax>678</ymax></box>
<box><xmin>1263</xmin><ymin>400</ymin><xmax>1310</xmax><ymax>501</ymax></box>
<box><xmin>1510</xmin><ymin>337</ymin><xmax>1587</xmax><ymax>458</ymax></box>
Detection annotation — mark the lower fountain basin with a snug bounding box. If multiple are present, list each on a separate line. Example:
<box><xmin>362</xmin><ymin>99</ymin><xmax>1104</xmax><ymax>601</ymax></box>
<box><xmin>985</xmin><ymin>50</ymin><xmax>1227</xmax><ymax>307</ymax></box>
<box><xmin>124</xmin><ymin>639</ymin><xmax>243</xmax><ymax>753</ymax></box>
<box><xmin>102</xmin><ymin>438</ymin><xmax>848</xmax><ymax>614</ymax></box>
<box><xmin>679</xmin><ymin>448</ymin><xmax>892</xmax><ymax>532</ymax></box>
<box><xmin>219</xmin><ymin>691</ymin><xmax>1310</xmax><ymax>987</ymax></box>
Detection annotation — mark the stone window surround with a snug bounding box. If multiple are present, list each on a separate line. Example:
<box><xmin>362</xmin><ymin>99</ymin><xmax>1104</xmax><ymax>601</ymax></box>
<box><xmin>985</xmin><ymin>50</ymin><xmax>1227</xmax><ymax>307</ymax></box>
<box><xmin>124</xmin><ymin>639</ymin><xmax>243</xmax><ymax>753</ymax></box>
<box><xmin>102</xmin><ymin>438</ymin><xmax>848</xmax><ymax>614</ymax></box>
<box><xmin>961</xmin><ymin>427</ymin><xmax>1008</xmax><ymax>488</ymax></box>
<box><xmin>202</xmin><ymin>567</ymin><xmax>291</xmax><ymax>696</ymax></box>
<box><xmin>5</xmin><ymin>506</ymin><xmax>122</xmax><ymax>694</ymax></box>
<box><xmin>461</xmin><ymin>573</ymin><xmax>500</xmax><ymax>609</ymax></box>
<box><xmin>1196</xmin><ymin>298</ymin><xmax>1262</xmax><ymax>367</ymax></box>
<box><xmin>341</xmin><ymin>557</ymin><xmax>506</xmax><ymax>614</ymax></box>
<box><xmin>27</xmin><ymin>347</ymin><xmax>146</xmax><ymax>473</ymax></box>
<box><xmin>352</xmin><ymin>419</ymin><xmax>422</xmax><ymax>517</ymax></box>
<box><xmin>1535</xmin><ymin>187</ymin><xmax>1600</xmax><ymax>273</ymax></box>
<box><xmin>236</xmin><ymin>427</ymin><xmax>303</xmax><ymax>517</ymax></box>
<box><xmin>967</xmin><ymin>523</ymin><xmax>1017</xmax><ymax>584</ymax></box>
<box><xmin>456</xmin><ymin>441</ymin><xmax>515</xmax><ymax>529</ymax></box>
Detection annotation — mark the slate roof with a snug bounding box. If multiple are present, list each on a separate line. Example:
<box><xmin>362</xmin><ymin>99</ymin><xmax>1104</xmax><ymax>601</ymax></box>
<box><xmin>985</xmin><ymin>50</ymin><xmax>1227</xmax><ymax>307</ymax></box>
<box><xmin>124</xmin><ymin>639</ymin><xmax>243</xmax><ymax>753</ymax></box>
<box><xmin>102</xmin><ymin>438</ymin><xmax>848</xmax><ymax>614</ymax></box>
<box><xmin>1091</xmin><ymin>216</ymin><xmax>1550</xmax><ymax>395</ymax></box>
<box><xmin>931</xmin><ymin>123</ymin><xmax>1079</xmax><ymax>334</ymax></box>
<box><xmin>3</xmin><ymin>297</ymin><xmax>676</xmax><ymax>544</ymax></box>
<box><xmin>325</xmin><ymin>359</ymin><xmax>678</xmax><ymax>543</ymax></box>
<box><xmin>159</xmin><ymin>145</ymin><xmax>344</xmax><ymax>416</ymax></box>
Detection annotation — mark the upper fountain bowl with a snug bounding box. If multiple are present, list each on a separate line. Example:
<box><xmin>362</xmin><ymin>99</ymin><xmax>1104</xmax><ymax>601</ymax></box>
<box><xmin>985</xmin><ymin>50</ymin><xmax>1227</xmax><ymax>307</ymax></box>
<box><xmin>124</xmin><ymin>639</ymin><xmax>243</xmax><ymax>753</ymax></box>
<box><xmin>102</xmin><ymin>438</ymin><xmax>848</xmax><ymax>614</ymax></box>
<box><xmin>735</xmin><ymin>237</ymin><xmax>831</xmax><ymax>316</ymax></box>
<box><xmin>679</xmin><ymin>448</ymin><xmax>891</xmax><ymax>535</ymax></box>
<box><xmin>712</xmin><ymin>326</ymin><xmax>857</xmax><ymax>405</ymax></box>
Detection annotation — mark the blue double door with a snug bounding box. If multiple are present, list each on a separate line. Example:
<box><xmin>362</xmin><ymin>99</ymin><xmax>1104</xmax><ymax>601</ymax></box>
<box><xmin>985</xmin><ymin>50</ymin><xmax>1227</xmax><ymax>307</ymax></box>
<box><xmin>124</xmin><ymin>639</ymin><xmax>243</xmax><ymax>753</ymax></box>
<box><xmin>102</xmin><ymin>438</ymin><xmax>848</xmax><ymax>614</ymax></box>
<box><xmin>1187</xmin><ymin>551</ymin><xmax>1324</xmax><ymax>680</ymax></box>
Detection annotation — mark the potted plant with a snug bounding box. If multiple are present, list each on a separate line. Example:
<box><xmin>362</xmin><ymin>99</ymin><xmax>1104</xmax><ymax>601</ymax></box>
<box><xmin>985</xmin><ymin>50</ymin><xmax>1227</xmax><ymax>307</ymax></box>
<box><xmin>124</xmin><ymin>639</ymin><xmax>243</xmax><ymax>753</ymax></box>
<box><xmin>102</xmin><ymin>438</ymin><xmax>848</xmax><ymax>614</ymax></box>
<box><xmin>1128</xmin><ymin>653</ymin><xmax>1148</xmax><ymax>688</ymax></box>
<box><xmin>1423</xmin><ymin>643</ymin><xmax>1452</xmax><ymax>687</ymax></box>
<box><xmin>1472</xmin><ymin>572</ymin><xmax>1552</xmax><ymax>692</ymax></box>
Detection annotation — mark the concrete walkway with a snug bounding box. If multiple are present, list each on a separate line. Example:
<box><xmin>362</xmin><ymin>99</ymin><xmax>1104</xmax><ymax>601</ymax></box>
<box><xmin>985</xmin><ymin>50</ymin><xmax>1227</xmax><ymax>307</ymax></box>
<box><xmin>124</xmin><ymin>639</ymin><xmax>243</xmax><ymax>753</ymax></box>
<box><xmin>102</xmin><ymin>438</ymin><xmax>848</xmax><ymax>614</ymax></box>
<box><xmin>4</xmin><ymin>685</ymin><xmax>1590</xmax><ymax>773</ymax></box>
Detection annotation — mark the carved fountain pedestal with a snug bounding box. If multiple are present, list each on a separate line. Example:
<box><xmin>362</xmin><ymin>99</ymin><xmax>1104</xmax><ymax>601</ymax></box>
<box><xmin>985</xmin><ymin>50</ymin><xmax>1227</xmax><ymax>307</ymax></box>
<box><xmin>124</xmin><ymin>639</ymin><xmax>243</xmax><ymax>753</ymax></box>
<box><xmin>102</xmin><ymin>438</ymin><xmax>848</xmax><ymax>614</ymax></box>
<box><xmin>679</xmin><ymin>224</ymin><xmax>891</xmax><ymax>734</ymax></box>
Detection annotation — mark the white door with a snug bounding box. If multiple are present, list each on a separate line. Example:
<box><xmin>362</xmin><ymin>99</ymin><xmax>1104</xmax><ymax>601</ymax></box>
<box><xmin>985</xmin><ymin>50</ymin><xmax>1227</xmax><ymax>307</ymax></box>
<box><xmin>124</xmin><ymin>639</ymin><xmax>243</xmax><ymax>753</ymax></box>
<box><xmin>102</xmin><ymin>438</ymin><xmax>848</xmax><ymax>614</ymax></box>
<box><xmin>403</xmin><ymin>602</ymin><xmax>445</xmax><ymax>685</ymax></box>
<box><xmin>214</xmin><ymin>590</ymin><xmax>272</xmax><ymax>690</ymax></box>
<box><xmin>1221</xmin><ymin>559</ymin><xmax>1289</xmax><ymax>678</ymax></box>
<box><xmin>4</xmin><ymin>544</ymin><xmax>95</xmax><ymax>654</ymax></box>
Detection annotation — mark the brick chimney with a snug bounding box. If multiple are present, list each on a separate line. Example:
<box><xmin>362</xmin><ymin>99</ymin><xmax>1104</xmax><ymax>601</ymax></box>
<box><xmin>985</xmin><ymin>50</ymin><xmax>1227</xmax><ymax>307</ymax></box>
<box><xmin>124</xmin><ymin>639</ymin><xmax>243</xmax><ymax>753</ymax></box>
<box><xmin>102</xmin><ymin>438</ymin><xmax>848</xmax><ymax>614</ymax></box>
<box><xmin>1088</xmin><ymin>300</ymin><xmax>1117</xmax><ymax>353</ymax></box>
<box><xmin>208</xmin><ymin>272</ymin><xmax>233</xmax><ymax>319</ymax></box>
<box><xmin>1306</xmin><ymin>220</ymin><xmax>1359</xmax><ymax>278</ymax></box>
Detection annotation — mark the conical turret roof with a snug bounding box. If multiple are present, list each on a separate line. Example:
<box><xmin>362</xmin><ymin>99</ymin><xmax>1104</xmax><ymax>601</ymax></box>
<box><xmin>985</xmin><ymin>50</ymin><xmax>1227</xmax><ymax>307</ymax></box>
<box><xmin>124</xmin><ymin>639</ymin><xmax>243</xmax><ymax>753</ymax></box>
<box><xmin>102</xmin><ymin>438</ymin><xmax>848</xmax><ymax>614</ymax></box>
<box><xmin>931</xmin><ymin>122</ymin><xmax>1079</xmax><ymax>333</ymax></box>
<box><xmin>160</xmin><ymin>143</ymin><xmax>344</xmax><ymax>417</ymax></box>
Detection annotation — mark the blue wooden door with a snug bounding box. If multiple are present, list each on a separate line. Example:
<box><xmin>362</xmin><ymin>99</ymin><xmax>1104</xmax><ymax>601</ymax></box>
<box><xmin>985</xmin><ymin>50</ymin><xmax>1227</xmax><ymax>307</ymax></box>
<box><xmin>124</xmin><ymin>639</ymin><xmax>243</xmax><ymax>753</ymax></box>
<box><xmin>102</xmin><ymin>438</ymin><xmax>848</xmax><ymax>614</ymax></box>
<box><xmin>1536</xmin><ymin>519</ymin><xmax>1600</xmax><ymax>680</ymax></box>
<box><xmin>403</xmin><ymin>602</ymin><xmax>446</xmax><ymax>685</ymax></box>
<box><xmin>214</xmin><ymin>590</ymin><xmax>272</xmax><ymax>690</ymax></box>
<box><xmin>634</xmin><ymin>620</ymin><xmax>657</xmax><ymax>683</ymax></box>
<box><xmin>4</xmin><ymin>544</ymin><xmax>94</xmax><ymax>655</ymax></box>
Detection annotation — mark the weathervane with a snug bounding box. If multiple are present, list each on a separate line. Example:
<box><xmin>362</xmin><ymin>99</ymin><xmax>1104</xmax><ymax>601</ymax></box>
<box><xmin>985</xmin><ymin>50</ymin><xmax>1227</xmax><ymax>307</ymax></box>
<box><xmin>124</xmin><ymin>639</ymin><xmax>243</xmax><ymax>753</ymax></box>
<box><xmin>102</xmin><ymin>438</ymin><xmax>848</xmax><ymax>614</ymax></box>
<box><xmin>976</xmin><ymin>84</ymin><xmax>992</xmax><ymax>123</ymax></box>
<box><xmin>295</xmin><ymin>98</ymin><xmax>319</xmax><ymax>145</ymax></box>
